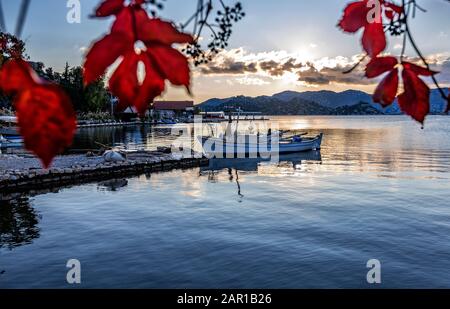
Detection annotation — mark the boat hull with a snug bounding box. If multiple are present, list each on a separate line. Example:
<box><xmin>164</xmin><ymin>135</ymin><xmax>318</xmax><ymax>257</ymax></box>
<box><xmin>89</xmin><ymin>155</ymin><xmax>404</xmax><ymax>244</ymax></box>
<box><xmin>199</xmin><ymin>133</ymin><xmax>323</xmax><ymax>157</ymax></box>
<box><xmin>0</xmin><ymin>127</ymin><xmax>19</xmax><ymax>136</ymax></box>
<box><xmin>0</xmin><ymin>135</ymin><xmax>23</xmax><ymax>148</ymax></box>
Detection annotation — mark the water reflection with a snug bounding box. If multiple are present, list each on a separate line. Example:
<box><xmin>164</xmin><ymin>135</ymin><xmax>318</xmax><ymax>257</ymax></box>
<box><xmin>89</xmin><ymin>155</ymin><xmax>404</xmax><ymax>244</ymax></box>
<box><xmin>98</xmin><ymin>179</ymin><xmax>129</xmax><ymax>192</ymax></box>
<box><xmin>72</xmin><ymin>116</ymin><xmax>450</xmax><ymax>175</ymax></box>
<box><xmin>201</xmin><ymin>151</ymin><xmax>322</xmax><ymax>172</ymax></box>
<box><xmin>200</xmin><ymin>151</ymin><xmax>322</xmax><ymax>198</ymax></box>
<box><xmin>0</xmin><ymin>197</ymin><xmax>41</xmax><ymax>250</ymax></box>
<box><xmin>2</xmin><ymin>117</ymin><xmax>450</xmax><ymax>288</ymax></box>
<box><xmin>73</xmin><ymin>124</ymin><xmax>182</xmax><ymax>151</ymax></box>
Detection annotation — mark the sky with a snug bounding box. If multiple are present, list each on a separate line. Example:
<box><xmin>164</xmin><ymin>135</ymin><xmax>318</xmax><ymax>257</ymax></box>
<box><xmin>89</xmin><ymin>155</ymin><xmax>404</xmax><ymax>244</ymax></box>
<box><xmin>2</xmin><ymin>0</ymin><xmax>449</xmax><ymax>103</ymax></box>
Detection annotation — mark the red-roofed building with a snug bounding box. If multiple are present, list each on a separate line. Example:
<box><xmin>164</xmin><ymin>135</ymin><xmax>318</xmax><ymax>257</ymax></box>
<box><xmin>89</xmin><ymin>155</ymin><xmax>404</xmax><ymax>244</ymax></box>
<box><xmin>151</xmin><ymin>101</ymin><xmax>194</xmax><ymax>120</ymax></box>
<box><xmin>153</xmin><ymin>101</ymin><xmax>194</xmax><ymax>110</ymax></box>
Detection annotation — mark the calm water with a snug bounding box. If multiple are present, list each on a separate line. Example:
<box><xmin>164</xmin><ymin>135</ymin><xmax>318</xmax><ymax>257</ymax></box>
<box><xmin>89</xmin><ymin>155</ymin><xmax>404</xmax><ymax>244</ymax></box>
<box><xmin>1</xmin><ymin>116</ymin><xmax>450</xmax><ymax>288</ymax></box>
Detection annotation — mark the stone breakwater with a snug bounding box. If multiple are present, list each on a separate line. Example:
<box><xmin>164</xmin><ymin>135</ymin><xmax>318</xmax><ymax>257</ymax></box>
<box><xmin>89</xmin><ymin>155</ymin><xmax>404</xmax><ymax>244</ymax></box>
<box><xmin>0</xmin><ymin>151</ymin><xmax>208</xmax><ymax>193</ymax></box>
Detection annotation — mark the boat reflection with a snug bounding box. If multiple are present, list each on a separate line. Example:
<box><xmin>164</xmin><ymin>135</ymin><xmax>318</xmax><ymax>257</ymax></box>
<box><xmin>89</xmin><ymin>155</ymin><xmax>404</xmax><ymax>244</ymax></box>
<box><xmin>0</xmin><ymin>197</ymin><xmax>41</xmax><ymax>250</ymax></box>
<box><xmin>200</xmin><ymin>151</ymin><xmax>322</xmax><ymax>199</ymax></box>
<box><xmin>201</xmin><ymin>150</ymin><xmax>322</xmax><ymax>172</ymax></box>
<box><xmin>98</xmin><ymin>179</ymin><xmax>129</xmax><ymax>191</ymax></box>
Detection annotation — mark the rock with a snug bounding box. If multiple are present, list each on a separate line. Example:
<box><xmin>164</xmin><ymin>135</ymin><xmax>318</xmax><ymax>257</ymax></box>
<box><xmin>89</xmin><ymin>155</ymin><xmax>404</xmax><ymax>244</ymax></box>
<box><xmin>103</xmin><ymin>151</ymin><xmax>126</xmax><ymax>163</ymax></box>
<box><xmin>157</xmin><ymin>146</ymin><xmax>172</xmax><ymax>154</ymax></box>
<box><xmin>9</xmin><ymin>175</ymin><xmax>19</xmax><ymax>181</ymax></box>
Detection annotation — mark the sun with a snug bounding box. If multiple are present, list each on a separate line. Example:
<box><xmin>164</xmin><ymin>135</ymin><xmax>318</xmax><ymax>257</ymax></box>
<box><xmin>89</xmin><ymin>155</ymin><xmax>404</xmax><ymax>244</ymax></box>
<box><xmin>281</xmin><ymin>71</ymin><xmax>300</xmax><ymax>84</ymax></box>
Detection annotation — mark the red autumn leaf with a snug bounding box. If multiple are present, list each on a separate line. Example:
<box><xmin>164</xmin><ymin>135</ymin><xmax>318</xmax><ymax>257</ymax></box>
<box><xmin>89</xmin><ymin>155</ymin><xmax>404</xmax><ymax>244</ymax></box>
<box><xmin>84</xmin><ymin>1</ymin><xmax>193</xmax><ymax>116</ymax></box>
<box><xmin>133</xmin><ymin>53</ymin><xmax>165</xmax><ymax>115</ymax></box>
<box><xmin>111</xmin><ymin>9</ymin><xmax>194</xmax><ymax>45</ymax></box>
<box><xmin>398</xmin><ymin>62</ymin><xmax>436</xmax><ymax>124</ymax></box>
<box><xmin>384</xmin><ymin>2</ymin><xmax>404</xmax><ymax>14</ymax></box>
<box><xmin>384</xmin><ymin>9</ymin><xmax>394</xmax><ymax>20</ymax></box>
<box><xmin>147</xmin><ymin>46</ymin><xmax>191</xmax><ymax>88</ymax></box>
<box><xmin>365</xmin><ymin>56</ymin><xmax>399</xmax><ymax>106</ymax></box>
<box><xmin>338</xmin><ymin>0</ymin><xmax>387</xmax><ymax>57</ymax></box>
<box><xmin>94</xmin><ymin>0</ymin><xmax>125</xmax><ymax>17</ymax></box>
<box><xmin>140</xmin><ymin>19</ymin><xmax>195</xmax><ymax>45</ymax></box>
<box><xmin>110</xmin><ymin>6</ymin><xmax>134</xmax><ymax>37</ymax></box>
<box><xmin>109</xmin><ymin>49</ymin><xmax>140</xmax><ymax>111</ymax></box>
<box><xmin>373</xmin><ymin>69</ymin><xmax>398</xmax><ymax>106</ymax></box>
<box><xmin>109</xmin><ymin>50</ymin><xmax>166</xmax><ymax>116</ymax></box>
<box><xmin>338</xmin><ymin>1</ymin><xmax>368</xmax><ymax>32</ymax></box>
<box><xmin>365</xmin><ymin>56</ymin><xmax>398</xmax><ymax>78</ymax></box>
<box><xmin>15</xmin><ymin>84</ymin><xmax>77</xmax><ymax>168</ymax></box>
<box><xmin>0</xmin><ymin>59</ymin><xmax>76</xmax><ymax>168</ymax></box>
<box><xmin>83</xmin><ymin>32</ymin><xmax>131</xmax><ymax>85</ymax></box>
<box><xmin>402</xmin><ymin>62</ymin><xmax>437</xmax><ymax>76</ymax></box>
<box><xmin>0</xmin><ymin>58</ymin><xmax>36</xmax><ymax>94</ymax></box>
<box><xmin>361</xmin><ymin>19</ymin><xmax>386</xmax><ymax>58</ymax></box>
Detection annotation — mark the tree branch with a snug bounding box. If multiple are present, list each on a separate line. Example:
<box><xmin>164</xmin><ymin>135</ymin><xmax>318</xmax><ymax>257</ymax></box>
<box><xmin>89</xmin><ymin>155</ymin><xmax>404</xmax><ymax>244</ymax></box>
<box><xmin>0</xmin><ymin>0</ymin><xmax>6</xmax><ymax>32</ymax></box>
<box><xmin>15</xmin><ymin>0</ymin><xmax>31</xmax><ymax>38</ymax></box>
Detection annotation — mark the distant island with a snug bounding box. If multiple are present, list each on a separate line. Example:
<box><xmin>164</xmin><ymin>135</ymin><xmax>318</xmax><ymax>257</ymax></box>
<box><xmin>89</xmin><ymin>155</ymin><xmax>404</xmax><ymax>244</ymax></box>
<box><xmin>198</xmin><ymin>89</ymin><xmax>449</xmax><ymax>116</ymax></box>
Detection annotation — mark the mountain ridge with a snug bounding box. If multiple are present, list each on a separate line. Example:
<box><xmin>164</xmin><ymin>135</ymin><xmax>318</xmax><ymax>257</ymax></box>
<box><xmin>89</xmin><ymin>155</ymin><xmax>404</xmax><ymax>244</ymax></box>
<box><xmin>198</xmin><ymin>89</ymin><xmax>449</xmax><ymax>115</ymax></box>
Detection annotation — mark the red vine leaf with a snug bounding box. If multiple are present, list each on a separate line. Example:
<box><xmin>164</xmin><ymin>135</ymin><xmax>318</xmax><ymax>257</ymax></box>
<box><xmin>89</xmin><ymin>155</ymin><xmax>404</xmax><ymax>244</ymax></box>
<box><xmin>338</xmin><ymin>1</ymin><xmax>368</xmax><ymax>33</ymax></box>
<box><xmin>109</xmin><ymin>50</ymin><xmax>166</xmax><ymax>115</ymax></box>
<box><xmin>15</xmin><ymin>85</ymin><xmax>77</xmax><ymax>168</ymax></box>
<box><xmin>0</xmin><ymin>58</ymin><xmax>35</xmax><ymax>94</ymax></box>
<box><xmin>384</xmin><ymin>3</ymin><xmax>403</xmax><ymax>20</ymax></box>
<box><xmin>140</xmin><ymin>19</ymin><xmax>195</xmax><ymax>45</ymax></box>
<box><xmin>398</xmin><ymin>62</ymin><xmax>436</xmax><ymax>124</ymax></box>
<box><xmin>147</xmin><ymin>46</ymin><xmax>191</xmax><ymax>88</ymax></box>
<box><xmin>94</xmin><ymin>0</ymin><xmax>125</xmax><ymax>17</ymax></box>
<box><xmin>365</xmin><ymin>56</ymin><xmax>399</xmax><ymax>106</ymax></box>
<box><xmin>338</xmin><ymin>0</ymin><xmax>387</xmax><ymax>58</ymax></box>
<box><xmin>402</xmin><ymin>62</ymin><xmax>437</xmax><ymax>76</ymax></box>
<box><xmin>373</xmin><ymin>69</ymin><xmax>398</xmax><ymax>106</ymax></box>
<box><xmin>0</xmin><ymin>59</ymin><xmax>76</xmax><ymax>168</ymax></box>
<box><xmin>108</xmin><ymin>49</ymin><xmax>140</xmax><ymax>111</ymax></box>
<box><xmin>365</xmin><ymin>56</ymin><xmax>398</xmax><ymax>78</ymax></box>
<box><xmin>84</xmin><ymin>1</ymin><xmax>193</xmax><ymax>116</ymax></box>
<box><xmin>384</xmin><ymin>2</ymin><xmax>404</xmax><ymax>14</ymax></box>
<box><xmin>133</xmin><ymin>53</ymin><xmax>165</xmax><ymax>115</ymax></box>
<box><xmin>83</xmin><ymin>32</ymin><xmax>131</xmax><ymax>85</ymax></box>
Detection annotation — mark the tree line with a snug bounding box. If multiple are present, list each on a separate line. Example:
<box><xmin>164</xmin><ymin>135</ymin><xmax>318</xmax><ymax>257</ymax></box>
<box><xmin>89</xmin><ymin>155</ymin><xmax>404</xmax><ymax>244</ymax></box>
<box><xmin>0</xmin><ymin>32</ymin><xmax>110</xmax><ymax>114</ymax></box>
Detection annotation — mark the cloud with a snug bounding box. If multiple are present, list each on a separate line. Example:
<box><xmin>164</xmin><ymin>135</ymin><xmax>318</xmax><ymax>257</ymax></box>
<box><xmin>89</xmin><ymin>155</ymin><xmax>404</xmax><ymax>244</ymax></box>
<box><xmin>297</xmin><ymin>60</ymin><xmax>372</xmax><ymax>86</ymax></box>
<box><xmin>196</xmin><ymin>48</ymin><xmax>450</xmax><ymax>87</ymax></box>
<box><xmin>200</xmin><ymin>57</ymin><xmax>258</xmax><ymax>75</ymax></box>
<box><xmin>259</xmin><ymin>58</ymin><xmax>304</xmax><ymax>76</ymax></box>
<box><xmin>235</xmin><ymin>76</ymin><xmax>270</xmax><ymax>86</ymax></box>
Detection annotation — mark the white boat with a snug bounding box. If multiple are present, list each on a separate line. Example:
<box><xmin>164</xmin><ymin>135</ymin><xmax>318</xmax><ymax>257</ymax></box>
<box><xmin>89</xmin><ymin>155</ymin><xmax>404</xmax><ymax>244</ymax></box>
<box><xmin>199</xmin><ymin>132</ymin><xmax>323</xmax><ymax>157</ymax></box>
<box><xmin>0</xmin><ymin>116</ymin><xmax>23</xmax><ymax>148</ymax></box>
<box><xmin>0</xmin><ymin>134</ymin><xmax>23</xmax><ymax>148</ymax></box>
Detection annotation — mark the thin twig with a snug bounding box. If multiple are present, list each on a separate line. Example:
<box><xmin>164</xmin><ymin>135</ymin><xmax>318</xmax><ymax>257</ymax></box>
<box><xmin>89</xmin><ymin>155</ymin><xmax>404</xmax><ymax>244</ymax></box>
<box><xmin>343</xmin><ymin>54</ymin><xmax>367</xmax><ymax>74</ymax></box>
<box><xmin>403</xmin><ymin>1</ymin><xmax>447</xmax><ymax>102</ymax></box>
<box><xmin>0</xmin><ymin>0</ymin><xmax>6</xmax><ymax>32</ymax></box>
<box><xmin>15</xmin><ymin>0</ymin><xmax>31</xmax><ymax>38</ymax></box>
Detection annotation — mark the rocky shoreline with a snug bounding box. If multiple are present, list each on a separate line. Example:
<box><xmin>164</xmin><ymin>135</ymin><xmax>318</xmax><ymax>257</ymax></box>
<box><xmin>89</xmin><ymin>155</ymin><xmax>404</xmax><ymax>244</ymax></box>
<box><xmin>0</xmin><ymin>151</ymin><xmax>208</xmax><ymax>195</ymax></box>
